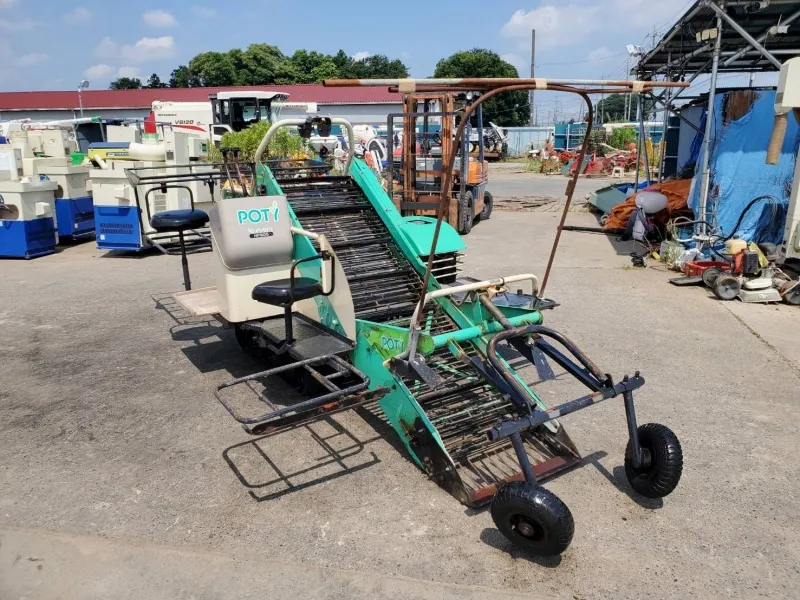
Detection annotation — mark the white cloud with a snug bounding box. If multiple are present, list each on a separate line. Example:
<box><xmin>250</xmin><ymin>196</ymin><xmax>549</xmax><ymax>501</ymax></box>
<box><xmin>84</xmin><ymin>64</ymin><xmax>115</xmax><ymax>79</ymax></box>
<box><xmin>121</xmin><ymin>36</ymin><xmax>175</xmax><ymax>62</ymax></box>
<box><xmin>116</xmin><ymin>66</ymin><xmax>142</xmax><ymax>79</ymax></box>
<box><xmin>192</xmin><ymin>6</ymin><xmax>217</xmax><ymax>18</ymax></box>
<box><xmin>500</xmin><ymin>2</ymin><xmax>688</xmax><ymax>50</ymax></box>
<box><xmin>352</xmin><ymin>51</ymin><xmax>371</xmax><ymax>61</ymax></box>
<box><xmin>143</xmin><ymin>9</ymin><xmax>177</xmax><ymax>28</ymax></box>
<box><xmin>65</xmin><ymin>7</ymin><xmax>91</xmax><ymax>22</ymax></box>
<box><xmin>94</xmin><ymin>36</ymin><xmax>118</xmax><ymax>57</ymax></box>
<box><xmin>17</xmin><ymin>53</ymin><xmax>48</xmax><ymax>67</ymax></box>
<box><xmin>95</xmin><ymin>36</ymin><xmax>176</xmax><ymax>63</ymax></box>
<box><xmin>0</xmin><ymin>18</ymin><xmax>39</xmax><ymax>31</ymax></box>
<box><xmin>501</xmin><ymin>53</ymin><xmax>526</xmax><ymax>76</ymax></box>
<box><xmin>501</xmin><ymin>6</ymin><xmax>599</xmax><ymax>50</ymax></box>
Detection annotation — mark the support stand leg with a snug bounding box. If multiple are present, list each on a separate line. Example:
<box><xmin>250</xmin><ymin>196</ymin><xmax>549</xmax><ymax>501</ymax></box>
<box><xmin>511</xmin><ymin>432</ymin><xmax>537</xmax><ymax>483</ymax></box>
<box><xmin>178</xmin><ymin>230</ymin><xmax>191</xmax><ymax>291</ymax></box>
<box><xmin>623</xmin><ymin>388</ymin><xmax>643</xmax><ymax>468</ymax></box>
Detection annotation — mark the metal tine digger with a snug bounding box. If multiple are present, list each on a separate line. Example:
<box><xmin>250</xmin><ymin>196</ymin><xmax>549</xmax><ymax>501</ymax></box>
<box><xmin>161</xmin><ymin>75</ymin><xmax>686</xmax><ymax>557</ymax></box>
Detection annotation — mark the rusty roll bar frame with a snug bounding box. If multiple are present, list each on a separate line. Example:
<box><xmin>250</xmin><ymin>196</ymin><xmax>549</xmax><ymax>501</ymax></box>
<box><xmin>324</xmin><ymin>77</ymin><xmax>688</xmax><ymax>325</ymax></box>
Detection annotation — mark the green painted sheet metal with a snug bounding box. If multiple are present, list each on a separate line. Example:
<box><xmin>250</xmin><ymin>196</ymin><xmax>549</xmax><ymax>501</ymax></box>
<box><xmin>397</xmin><ymin>216</ymin><xmax>466</xmax><ymax>257</ymax></box>
<box><xmin>358</xmin><ymin>321</ymin><xmax>434</xmax><ymax>359</ymax></box>
<box><xmin>354</xmin><ymin>320</ymin><xmax>445</xmax><ymax>469</ymax></box>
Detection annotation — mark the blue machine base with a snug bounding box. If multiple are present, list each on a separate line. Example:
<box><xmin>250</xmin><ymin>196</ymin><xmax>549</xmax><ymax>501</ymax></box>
<box><xmin>55</xmin><ymin>196</ymin><xmax>95</xmax><ymax>239</ymax></box>
<box><xmin>0</xmin><ymin>217</ymin><xmax>57</xmax><ymax>258</ymax></box>
<box><xmin>94</xmin><ymin>205</ymin><xmax>144</xmax><ymax>251</ymax></box>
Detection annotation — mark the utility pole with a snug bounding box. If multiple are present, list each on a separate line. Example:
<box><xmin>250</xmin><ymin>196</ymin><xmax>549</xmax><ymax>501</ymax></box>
<box><xmin>529</xmin><ymin>29</ymin><xmax>536</xmax><ymax>127</ymax></box>
<box><xmin>624</xmin><ymin>56</ymin><xmax>630</xmax><ymax>121</ymax></box>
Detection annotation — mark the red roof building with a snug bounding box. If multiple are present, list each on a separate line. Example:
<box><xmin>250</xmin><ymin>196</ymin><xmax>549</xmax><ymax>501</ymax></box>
<box><xmin>0</xmin><ymin>84</ymin><xmax>401</xmax><ymax>112</ymax></box>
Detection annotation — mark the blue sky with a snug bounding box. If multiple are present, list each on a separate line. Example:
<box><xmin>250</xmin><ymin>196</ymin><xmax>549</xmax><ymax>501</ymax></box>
<box><xmin>0</xmin><ymin>0</ymin><xmax>773</xmax><ymax>119</ymax></box>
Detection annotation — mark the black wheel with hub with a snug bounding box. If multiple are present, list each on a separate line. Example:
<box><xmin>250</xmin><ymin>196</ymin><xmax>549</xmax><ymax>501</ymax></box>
<box><xmin>458</xmin><ymin>189</ymin><xmax>474</xmax><ymax>235</ymax></box>
<box><xmin>624</xmin><ymin>423</ymin><xmax>683</xmax><ymax>498</ymax></box>
<box><xmin>702</xmin><ymin>267</ymin><xmax>723</xmax><ymax>288</ymax></box>
<box><xmin>479</xmin><ymin>190</ymin><xmax>493</xmax><ymax>220</ymax></box>
<box><xmin>713</xmin><ymin>274</ymin><xmax>741</xmax><ymax>301</ymax></box>
<box><xmin>490</xmin><ymin>481</ymin><xmax>574</xmax><ymax>556</ymax></box>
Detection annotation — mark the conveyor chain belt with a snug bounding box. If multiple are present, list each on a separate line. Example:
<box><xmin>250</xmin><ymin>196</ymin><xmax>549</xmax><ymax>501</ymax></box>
<box><xmin>277</xmin><ymin>172</ymin><xmax>574</xmax><ymax>503</ymax></box>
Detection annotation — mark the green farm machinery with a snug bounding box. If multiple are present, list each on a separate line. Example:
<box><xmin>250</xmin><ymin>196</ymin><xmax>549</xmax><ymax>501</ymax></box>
<box><xmin>160</xmin><ymin>94</ymin><xmax>683</xmax><ymax>555</ymax></box>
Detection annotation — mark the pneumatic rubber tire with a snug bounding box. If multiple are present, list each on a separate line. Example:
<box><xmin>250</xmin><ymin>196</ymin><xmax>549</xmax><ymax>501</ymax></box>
<box><xmin>490</xmin><ymin>481</ymin><xmax>574</xmax><ymax>556</ymax></box>
<box><xmin>479</xmin><ymin>190</ymin><xmax>494</xmax><ymax>220</ymax></box>
<box><xmin>624</xmin><ymin>423</ymin><xmax>683</xmax><ymax>498</ymax></box>
<box><xmin>459</xmin><ymin>190</ymin><xmax>474</xmax><ymax>235</ymax></box>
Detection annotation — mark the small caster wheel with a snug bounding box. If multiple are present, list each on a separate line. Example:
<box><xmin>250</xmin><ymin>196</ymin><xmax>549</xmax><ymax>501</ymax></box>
<box><xmin>490</xmin><ymin>481</ymin><xmax>574</xmax><ymax>556</ymax></box>
<box><xmin>625</xmin><ymin>423</ymin><xmax>683</xmax><ymax>498</ymax></box>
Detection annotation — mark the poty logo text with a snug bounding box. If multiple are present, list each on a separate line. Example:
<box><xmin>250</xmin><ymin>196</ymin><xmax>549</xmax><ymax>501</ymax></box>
<box><xmin>237</xmin><ymin>200</ymin><xmax>280</xmax><ymax>225</ymax></box>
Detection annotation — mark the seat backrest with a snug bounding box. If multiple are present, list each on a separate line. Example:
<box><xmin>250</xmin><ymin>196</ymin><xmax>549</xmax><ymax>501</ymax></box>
<box><xmin>209</xmin><ymin>194</ymin><xmax>293</xmax><ymax>271</ymax></box>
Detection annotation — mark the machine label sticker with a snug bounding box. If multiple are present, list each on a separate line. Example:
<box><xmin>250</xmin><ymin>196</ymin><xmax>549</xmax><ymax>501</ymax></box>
<box><xmin>248</xmin><ymin>227</ymin><xmax>274</xmax><ymax>239</ymax></box>
<box><xmin>381</xmin><ymin>335</ymin><xmax>406</xmax><ymax>353</ymax></box>
<box><xmin>237</xmin><ymin>200</ymin><xmax>281</xmax><ymax>226</ymax></box>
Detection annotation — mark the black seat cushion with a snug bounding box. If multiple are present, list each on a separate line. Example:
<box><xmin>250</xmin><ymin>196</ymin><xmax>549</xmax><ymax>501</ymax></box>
<box><xmin>150</xmin><ymin>209</ymin><xmax>209</xmax><ymax>232</ymax></box>
<box><xmin>252</xmin><ymin>277</ymin><xmax>323</xmax><ymax>306</ymax></box>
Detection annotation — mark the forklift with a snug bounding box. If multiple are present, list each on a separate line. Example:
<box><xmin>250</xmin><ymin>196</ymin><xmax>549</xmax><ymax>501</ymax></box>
<box><xmin>389</xmin><ymin>92</ymin><xmax>493</xmax><ymax>235</ymax></box>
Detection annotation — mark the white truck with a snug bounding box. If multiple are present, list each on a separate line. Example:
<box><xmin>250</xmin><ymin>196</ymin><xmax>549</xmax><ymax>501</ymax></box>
<box><xmin>153</xmin><ymin>91</ymin><xmax>317</xmax><ymax>143</ymax></box>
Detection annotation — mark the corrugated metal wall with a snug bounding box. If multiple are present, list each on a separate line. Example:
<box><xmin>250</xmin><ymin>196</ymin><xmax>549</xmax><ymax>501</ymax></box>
<box><xmin>504</xmin><ymin>126</ymin><xmax>556</xmax><ymax>157</ymax></box>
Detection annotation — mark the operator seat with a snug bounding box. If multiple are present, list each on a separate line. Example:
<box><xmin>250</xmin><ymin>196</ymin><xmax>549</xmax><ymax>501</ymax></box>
<box><xmin>251</xmin><ymin>267</ymin><xmax>331</xmax><ymax>350</ymax></box>
<box><xmin>150</xmin><ymin>208</ymin><xmax>209</xmax><ymax>291</ymax></box>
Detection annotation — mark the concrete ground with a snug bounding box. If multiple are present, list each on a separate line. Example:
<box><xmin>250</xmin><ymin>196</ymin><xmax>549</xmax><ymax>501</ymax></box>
<box><xmin>2</xmin><ymin>172</ymin><xmax>799</xmax><ymax>599</ymax></box>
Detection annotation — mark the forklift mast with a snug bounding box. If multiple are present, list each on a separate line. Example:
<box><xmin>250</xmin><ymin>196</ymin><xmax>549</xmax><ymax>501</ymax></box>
<box><xmin>391</xmin><ymin>92</ymin><xmax>487</xmax><ymax>234</ymax></box>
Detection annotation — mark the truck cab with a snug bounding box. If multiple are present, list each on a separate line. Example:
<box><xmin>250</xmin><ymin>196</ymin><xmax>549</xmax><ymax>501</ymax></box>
<box><xmin>209</xmin><ymin>91</ymin><xmax>289</xmax><ymax>139</ymax></box>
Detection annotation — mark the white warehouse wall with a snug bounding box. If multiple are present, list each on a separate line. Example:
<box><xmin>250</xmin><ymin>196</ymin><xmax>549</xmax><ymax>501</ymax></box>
<box><xmin>0</xmin><ymin>103</ymin><xmax>403</xmax><ymax>127</ymax></box>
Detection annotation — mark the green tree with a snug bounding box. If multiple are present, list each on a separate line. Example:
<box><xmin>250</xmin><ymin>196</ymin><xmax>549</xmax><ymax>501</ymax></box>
<box><xmin>109</xmin><ymin>77</ymin><xmax>142</xmax><ymax>90</ymax></box>
<box><xmin>290</xmin><ymin>50</ymin><xmax>337</xmax><ymax>83</ymax></box>
<box><xmin>349</xmin><ymin>54</ymin><xmax>408</xmax><ymax>79</ymax></box>
<box><xmin>311</xmin><ymin>59</ymin><xmax>340</xmax><ymax>83</ymax></box>
<box><xmin>595</xmin><ymin>93</ymin><xmax>656</xmax><ymax>123</ymax></box>
<box><xmin>144</xmin><ymin>73</ymin><xmax>166</xmax><ymax>89</ymax></box>
<box><xmin>331</xmin><ymin>50</ymin><xmax>353</xmax><ymax>75</ymax></box>
<box><xmin>238</xmin><ymin>43</ymin><xmax>296</xmax><ymax>85</ymax></box>
<box><xmin>169</xmin><ymin>65</ymin><xmax>195</xmax><ymax>88</ymax></box>
<box><xmin>188</xmin><ymin>51</ymin><xmax>238</xmax><ymax>87</ymax></box>
<box><xmin>433</xmin><ymin>49</ymin><xmax>529</xmax><ymax>127</ymax></box>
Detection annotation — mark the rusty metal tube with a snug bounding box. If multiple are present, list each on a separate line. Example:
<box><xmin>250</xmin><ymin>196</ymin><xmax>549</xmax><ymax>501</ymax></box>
<box><xmin>322</xmin><ymin>77</ymin><xmax>683</xmax><ymax>319</ymax></box>
<box><xmin>410</xmin><ymin>83</ymin><xmax>582</xmax><ymax>327</ymax></box>
<box><xmin>539</xmin><ymin>91</ymin><xmax>593</xmax><ymax>296</ymax></box>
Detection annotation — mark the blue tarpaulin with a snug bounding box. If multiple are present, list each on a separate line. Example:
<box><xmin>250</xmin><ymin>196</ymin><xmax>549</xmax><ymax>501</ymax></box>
<box><xmin>687</xmin><ymin>90</ymin><xmax>800</xmax><ymax>245</ymax></box>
